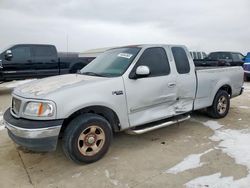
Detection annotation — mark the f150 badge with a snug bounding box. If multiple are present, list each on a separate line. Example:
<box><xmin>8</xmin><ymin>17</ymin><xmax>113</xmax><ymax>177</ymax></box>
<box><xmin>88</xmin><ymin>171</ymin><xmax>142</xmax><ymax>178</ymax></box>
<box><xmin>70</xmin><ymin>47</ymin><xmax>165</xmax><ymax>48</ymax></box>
<box><xmin>112</xmin><ymin>90</ymin><xmax>123</xmax><ymax>95</ymax></box>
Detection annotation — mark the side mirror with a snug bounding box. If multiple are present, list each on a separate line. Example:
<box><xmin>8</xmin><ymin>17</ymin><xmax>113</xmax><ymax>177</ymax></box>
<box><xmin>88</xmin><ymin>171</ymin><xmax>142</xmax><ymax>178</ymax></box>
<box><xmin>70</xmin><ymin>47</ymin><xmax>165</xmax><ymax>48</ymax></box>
<box><xmin>136</xmin><ymin>65</ymin><xmax>150</xmax><ymax>76</ymax></box>
<box><xmin>5</xmin><ymin>50</ymin><xmax>13</xmax><ymax>60</ymax></box>
<box><xmin>129</xmin><ymin>65</ymin><xmax>150</xmax><ymax>79</ymax></box>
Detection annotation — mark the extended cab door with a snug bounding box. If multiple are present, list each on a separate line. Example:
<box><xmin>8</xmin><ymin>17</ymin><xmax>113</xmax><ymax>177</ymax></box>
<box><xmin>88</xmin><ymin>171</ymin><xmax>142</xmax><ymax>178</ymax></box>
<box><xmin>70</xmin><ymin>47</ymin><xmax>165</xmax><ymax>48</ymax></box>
<box><xmin>1</xmin><ymin>45</ymin><xmax>36</xmax><ymax>80</ymax></box>
<box><xmin>123</xmin><ymin>47</ymin><xmax>177</xmax><ymax>127</ymax></box>
<box><xmin>32</xmin><ymin>45</ymin><xmax>59</xmax><ymax>77</ymax></box>
<box><xmin>171</xmin><ymin>47</ymin><xmax>196</xmax><ymax>114</ymax></box>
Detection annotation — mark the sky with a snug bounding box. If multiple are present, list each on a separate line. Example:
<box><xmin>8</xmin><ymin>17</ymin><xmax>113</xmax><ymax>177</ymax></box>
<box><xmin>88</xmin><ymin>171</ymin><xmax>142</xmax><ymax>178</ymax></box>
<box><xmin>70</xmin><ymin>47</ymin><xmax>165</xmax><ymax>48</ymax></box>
<box><xmin>0</xmin><ymin>0</ymin><xmax>249</xmax><ymax>54</ymax></box>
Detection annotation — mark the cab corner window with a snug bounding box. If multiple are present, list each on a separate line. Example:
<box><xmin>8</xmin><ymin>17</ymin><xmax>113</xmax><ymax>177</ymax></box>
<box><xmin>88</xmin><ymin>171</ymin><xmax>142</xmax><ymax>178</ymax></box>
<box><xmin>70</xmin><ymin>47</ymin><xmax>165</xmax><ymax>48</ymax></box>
<box><xmin>34</xmin><ymin>46</ymin><xmax>56</xmax><ymax>57</ymax></box>
<box><xmin>172</xmin><ymin>47</ymin><xmax>190</xmax><ymax>74</ymax></box>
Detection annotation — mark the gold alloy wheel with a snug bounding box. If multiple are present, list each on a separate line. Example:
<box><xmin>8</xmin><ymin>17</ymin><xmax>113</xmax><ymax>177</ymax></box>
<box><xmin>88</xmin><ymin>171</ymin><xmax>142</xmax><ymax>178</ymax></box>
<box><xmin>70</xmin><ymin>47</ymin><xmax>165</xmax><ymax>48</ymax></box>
<box><xmin>78</xmin><ymin>125</ymin><xmax>105</xmax><ymax>156</ymax></box>
<box><xmin>217</xmin><ymin>96</ymin><xmax>227</xmax><ymax>114</ymax></box>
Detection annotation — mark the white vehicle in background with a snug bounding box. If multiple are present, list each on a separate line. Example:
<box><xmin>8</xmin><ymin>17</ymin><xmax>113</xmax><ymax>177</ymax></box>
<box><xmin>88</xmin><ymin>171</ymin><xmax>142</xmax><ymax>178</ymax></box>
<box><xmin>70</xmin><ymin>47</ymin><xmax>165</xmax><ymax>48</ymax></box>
<box><xmin>4</xmin><ymin>44</ymin><xmax>244</xmax><ymax>164</ymax></box>
<box><xmin>190</xmin><ymin>51</ymin><xmax>207</xmax><ymax>60</ymax></box>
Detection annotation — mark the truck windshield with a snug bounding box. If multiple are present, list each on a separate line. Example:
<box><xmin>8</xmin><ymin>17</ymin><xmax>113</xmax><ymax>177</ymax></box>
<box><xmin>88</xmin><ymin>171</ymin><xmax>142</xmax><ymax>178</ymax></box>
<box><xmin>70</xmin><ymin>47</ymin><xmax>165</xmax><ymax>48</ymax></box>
<box><xmin>80</xmin><ymin>47</ymin><xmax>141</xmax><ymax>77</ymax></box>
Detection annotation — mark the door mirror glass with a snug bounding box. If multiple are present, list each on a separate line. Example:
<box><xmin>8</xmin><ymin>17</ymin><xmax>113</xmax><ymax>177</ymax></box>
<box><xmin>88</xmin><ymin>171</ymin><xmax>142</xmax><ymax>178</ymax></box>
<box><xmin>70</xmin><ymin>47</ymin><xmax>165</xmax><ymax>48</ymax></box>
<box><xmin>5</xmin><ymin>50</ymin><xmax>13</xmax><ymax>60</ymax></box>
<box><xmin>136</xmin><ymin>65</ymin><xmax>150</xmax><ymax>76</ymax></box>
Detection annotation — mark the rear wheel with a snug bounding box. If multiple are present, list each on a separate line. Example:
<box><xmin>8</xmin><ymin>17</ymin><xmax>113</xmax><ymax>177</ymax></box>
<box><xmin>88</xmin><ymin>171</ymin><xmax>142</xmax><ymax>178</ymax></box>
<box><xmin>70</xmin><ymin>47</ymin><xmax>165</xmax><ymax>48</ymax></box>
<box><xmin>62</xmin><ymin>113</ymin><xmax>112</xmax><ymax>164</ymax></box>
<box><xmin>207</xmin><ymin>90</ymin><xmax>230</xmax><ymax>118</ymax></box>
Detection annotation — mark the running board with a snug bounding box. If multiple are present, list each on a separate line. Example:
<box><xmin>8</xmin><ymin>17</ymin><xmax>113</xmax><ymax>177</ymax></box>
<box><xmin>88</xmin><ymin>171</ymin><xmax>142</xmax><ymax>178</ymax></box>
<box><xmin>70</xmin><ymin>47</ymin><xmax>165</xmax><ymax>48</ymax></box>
<box><xmin>126</xmin><ymin>115</ymin><xmax>190</xmax><ymax>135</ymax></box>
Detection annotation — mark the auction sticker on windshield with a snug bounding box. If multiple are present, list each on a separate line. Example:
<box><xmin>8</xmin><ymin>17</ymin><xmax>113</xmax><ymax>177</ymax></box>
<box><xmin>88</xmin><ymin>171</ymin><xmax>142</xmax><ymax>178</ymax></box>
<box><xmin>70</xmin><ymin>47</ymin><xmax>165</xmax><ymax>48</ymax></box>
<box><xmin>118</xmin><ymin>53</ymin><xmax>133</xmax><ymax>59</ymax></box>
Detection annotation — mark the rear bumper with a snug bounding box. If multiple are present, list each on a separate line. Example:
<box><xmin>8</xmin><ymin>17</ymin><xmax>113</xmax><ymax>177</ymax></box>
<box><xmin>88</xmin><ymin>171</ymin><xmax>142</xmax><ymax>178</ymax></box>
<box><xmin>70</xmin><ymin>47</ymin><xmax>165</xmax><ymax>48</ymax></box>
<box><xmin>3</xmin><ymin>108</ymin><xmax>63</xmax><ymax>151</ymax></box>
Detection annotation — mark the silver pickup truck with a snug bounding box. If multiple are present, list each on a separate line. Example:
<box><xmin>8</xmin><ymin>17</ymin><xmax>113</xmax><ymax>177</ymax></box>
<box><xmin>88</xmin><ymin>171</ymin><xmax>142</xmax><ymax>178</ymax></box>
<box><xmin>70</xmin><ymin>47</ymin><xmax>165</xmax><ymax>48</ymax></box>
<box><xmin>3</xmin><ymin>44</ymin><xmax>244</xmax><ymax>164</ymax></box>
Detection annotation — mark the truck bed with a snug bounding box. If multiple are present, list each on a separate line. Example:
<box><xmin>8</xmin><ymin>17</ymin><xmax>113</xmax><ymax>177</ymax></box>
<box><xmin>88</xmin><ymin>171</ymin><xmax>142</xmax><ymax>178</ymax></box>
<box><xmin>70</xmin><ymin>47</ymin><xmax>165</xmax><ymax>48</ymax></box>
<box><xmin>194</xmin><ymin>66</ymin><xmax>243</xmax><ymax>110</ymax></box>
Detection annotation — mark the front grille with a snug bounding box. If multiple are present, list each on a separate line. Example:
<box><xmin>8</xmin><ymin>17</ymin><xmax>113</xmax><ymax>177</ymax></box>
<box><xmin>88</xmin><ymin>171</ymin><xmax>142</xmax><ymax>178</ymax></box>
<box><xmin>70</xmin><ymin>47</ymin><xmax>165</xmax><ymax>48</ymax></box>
<box><xmin>12</xmin><ymin>97</ymin><xmax>22</xmax><ymax>115</ymax></box>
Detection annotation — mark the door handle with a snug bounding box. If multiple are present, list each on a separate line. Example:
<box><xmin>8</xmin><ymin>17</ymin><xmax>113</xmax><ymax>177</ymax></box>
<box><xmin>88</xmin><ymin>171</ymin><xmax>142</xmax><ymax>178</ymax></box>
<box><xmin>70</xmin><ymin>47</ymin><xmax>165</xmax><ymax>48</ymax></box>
<box><xmin>168</xmin><ymin>83</ymin><xmax>176</xmax><ymax>88</ymax></box>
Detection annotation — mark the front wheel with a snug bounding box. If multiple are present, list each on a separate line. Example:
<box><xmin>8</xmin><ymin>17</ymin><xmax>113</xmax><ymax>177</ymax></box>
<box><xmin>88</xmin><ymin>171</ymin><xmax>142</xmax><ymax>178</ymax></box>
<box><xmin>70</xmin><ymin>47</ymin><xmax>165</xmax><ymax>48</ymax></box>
<box><xmin>207</xmin><ymin>90</ymin><xmax>230</xmax><ymax>119</ymax></box>
<box><xmin>62</xmin><ymin>113</ymin><xmax>113</xmax><ymax>164</ymax></box>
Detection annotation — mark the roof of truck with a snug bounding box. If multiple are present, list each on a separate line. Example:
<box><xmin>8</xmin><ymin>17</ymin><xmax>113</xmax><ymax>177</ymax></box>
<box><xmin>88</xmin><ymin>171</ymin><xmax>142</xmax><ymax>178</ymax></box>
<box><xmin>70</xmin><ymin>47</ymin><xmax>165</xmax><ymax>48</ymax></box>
<box><xmin>79</xmin><ymin>44</ymin><xmax>186</xmax><ymax>57</ymax></box>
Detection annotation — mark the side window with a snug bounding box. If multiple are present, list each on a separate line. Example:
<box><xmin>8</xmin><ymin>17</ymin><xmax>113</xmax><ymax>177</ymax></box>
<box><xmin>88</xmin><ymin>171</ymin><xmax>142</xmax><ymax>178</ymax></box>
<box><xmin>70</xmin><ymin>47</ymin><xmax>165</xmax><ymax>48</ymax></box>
<box><xmin>197</xmin><ymin>52</ymin><xmax>202</xmax><ymax>59</ymax></box>
<box><xmin>172</xmin><ymin>47</ymin><xmax>190</xmax><ymax>74</ymax></box>
<box><xmin>190</xmin><ymin>52</ymin><xmax>194</xmax><ymax>59</ymax></box>
<box><xmin>11</xmin><ymin>46</ymin><xmax>31</xmax><ymax>60</ymax></box>
<box><xmin>135</xmin><ymin>47</ymin><xmax>170</xmax><ymax>77</ymax></box>
<box><xmin>202</xmin><ymin>52</ymin><xmax>207</xmax><ymax>59</ymax></box>
<box><xmin>34</xmin><ymin>46</ymin><xmax>56</xmax><ymax>57</ymax></box>
<box><xmin>193</xmin><ymin>52</ymin><xmax>198</xmax><ymax>60</ymax></box>
<box><xmin>232</xmin><ymin>53</ymin><xmax>240</xmax><ymax>61</ymax></box>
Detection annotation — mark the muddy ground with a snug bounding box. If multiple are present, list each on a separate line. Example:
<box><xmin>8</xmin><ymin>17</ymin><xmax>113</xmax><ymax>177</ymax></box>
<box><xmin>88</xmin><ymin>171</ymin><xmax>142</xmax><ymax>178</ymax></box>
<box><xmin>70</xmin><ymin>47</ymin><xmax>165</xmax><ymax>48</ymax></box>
<box><xmin>0</xmin><ymin>82</ymin><xmax>249</xmax><ymax>188</ymax></box>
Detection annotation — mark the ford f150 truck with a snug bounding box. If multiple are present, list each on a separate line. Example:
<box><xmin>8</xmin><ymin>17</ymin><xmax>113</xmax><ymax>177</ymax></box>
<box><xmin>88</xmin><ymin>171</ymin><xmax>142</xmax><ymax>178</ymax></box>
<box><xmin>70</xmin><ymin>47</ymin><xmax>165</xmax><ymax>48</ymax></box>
<box><xmin>3</xmin><ymin>44</ymin><xmax>244</xmax><ymax>164</ymax></box>
<box><xmin>0</xmin><ymin>44</ymin><xmax>95</xmax><ymax>82</ymax></box>
<box><xmin>194</xmin><ymin>51</ymin><xmax>245</xmax><ymax>67</ymax></box>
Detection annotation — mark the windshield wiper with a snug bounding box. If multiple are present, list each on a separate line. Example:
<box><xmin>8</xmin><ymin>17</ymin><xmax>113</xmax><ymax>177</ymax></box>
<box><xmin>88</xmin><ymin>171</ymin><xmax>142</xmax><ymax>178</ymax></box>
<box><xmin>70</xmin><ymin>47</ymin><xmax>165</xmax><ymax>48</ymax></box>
<box><xmin>81</xmin><ymin>72</ymin><xmax>105</xmax><ymax>77</ymax></box>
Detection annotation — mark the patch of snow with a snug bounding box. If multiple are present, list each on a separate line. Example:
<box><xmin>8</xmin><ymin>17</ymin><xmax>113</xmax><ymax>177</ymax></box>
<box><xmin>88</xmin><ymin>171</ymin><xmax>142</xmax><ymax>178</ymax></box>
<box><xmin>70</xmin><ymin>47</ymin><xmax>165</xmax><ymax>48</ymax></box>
<box><xmin>72</xmin><ymin>172</ymin><xmax>82</xmax><ymax>178</ymax></box>
<box><xmin>211</xmin><ymin>129</ymin><xmax>250</xmax><ymax>169</ymax></box>
<box><xmin>186</xmin><ymin>120</ymin><xmax>250</xmax><ymax>187</ymax></box>
<box><xmin>238</xmin><ymin>106</ymin><xmax>250</xmax><ymax>109</ymax></box>
<box><xmin>4</xmin><ymin>79</ymin><xmax>35</xmax><ymax>89</ymax></box>
<box><xmin>238</xmin><ymin>118</ymin><xmax>242</xmax><ymax>121</ymax></box>
<box><xmin>202</xmin><ymin>120</ymin><xmax>224</xmax><ymax>131</ymax></box>
<box><xmin>243</xmin><ymin>84</ymin><xmax>250</xmax><ymax>92</ymax></box>
<box><xmin>186</xmin><ymin>173</ymin><xmax>250</xmax><ymax>188</ymax></box>
<box><xmin>165</xmin><ymin>149</ymin><xmax>213</xmax><ymax>174</ymax></box>
<box><xmin>105</xmin><ymin>170</ymin><xmax>119</xmax><ymax>186</ymax></box>
<box><xmin>0</xmin><ymin>112</ymin><xmax>4</xmax><ymax>131</ymax></box>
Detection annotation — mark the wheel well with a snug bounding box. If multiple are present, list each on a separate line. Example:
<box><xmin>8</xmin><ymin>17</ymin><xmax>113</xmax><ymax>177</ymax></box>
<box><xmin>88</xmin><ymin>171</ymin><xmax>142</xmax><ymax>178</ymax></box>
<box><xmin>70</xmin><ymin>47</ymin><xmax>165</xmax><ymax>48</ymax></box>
<box><xmin>60</xmin><ymin>106</ymin><xmax>121</xmax><ymax>135</ymax></box>
<box><xmin>219</xmin><ymin>85</ymin><xmax>232</xmax><ymax>97</ymax></box>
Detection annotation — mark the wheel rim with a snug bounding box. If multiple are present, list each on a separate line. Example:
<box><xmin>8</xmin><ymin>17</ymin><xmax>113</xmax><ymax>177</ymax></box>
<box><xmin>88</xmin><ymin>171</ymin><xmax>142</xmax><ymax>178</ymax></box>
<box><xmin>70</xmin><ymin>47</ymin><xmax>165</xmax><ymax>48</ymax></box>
<box><xmin>78</xmin><ymin>125</ymin><xmax>105</xmax><ymax>156</ymax></box>
<box><xmin>217</xmin><ymin>96</ymin><xmax>227</xmax><ymax>114</ymax></box>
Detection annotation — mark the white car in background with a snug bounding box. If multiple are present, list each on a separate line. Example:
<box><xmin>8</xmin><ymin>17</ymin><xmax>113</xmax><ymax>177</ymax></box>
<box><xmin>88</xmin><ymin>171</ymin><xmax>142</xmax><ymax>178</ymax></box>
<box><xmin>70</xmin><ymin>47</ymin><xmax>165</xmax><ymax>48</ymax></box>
<box><xmin>190</xmin><ymin>51</ymin><xmax>207</xmax><ymax>60</ymax></box>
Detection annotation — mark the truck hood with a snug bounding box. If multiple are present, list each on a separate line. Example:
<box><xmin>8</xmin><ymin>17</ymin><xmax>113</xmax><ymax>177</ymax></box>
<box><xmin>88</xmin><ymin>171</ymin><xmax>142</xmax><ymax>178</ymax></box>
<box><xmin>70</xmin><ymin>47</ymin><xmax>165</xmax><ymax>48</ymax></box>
<box><xmin>13</xmin><ymin>74</ymin><xmax>108</xmax><ymax>99</ymax></box>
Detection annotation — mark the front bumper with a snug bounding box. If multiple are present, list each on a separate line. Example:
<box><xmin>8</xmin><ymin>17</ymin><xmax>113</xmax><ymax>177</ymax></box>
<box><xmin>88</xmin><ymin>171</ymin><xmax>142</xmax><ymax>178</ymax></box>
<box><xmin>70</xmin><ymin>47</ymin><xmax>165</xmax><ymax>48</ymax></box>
<box><xmin>3</xmin><ymin>108</ymin><xmax>63</xmax><ymax>151</ymax></box>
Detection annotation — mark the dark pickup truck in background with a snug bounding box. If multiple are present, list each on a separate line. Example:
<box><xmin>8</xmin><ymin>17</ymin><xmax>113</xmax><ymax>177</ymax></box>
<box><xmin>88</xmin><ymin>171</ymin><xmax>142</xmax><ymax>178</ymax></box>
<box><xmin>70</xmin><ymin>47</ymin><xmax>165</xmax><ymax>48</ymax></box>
<box><xmin>0</xmin><ymin>44</ymin><xmax>95</xmax><ymax>81</ymax></box>
<box><xmin>194</xmin><ymin>51</ymin><xmax>245</xmax><ymax>67</ymax></box>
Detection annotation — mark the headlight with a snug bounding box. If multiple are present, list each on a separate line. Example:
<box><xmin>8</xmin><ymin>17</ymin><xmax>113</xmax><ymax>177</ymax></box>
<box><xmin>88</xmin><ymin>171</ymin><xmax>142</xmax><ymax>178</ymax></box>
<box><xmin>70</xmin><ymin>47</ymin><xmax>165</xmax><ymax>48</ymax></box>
<box><xmin>24</xmin><ymin>102</ymin><xmax>54</xmax><ymax>117</ymax></box>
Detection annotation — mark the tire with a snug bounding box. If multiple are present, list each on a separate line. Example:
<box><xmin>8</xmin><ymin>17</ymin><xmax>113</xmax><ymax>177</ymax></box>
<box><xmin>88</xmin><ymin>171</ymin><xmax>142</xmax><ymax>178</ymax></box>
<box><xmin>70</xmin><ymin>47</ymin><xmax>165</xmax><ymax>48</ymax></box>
<box><xmin>62</xmin><ymin>113</ymin><xmax>113</xmax><ymax>164</ymax></box>
<box><xmin>207</xmin><ymin>90</ymin><xmax>230</xmax><ymax>119</ymax></box>
<box><xmin>246</xmin><ymin>76</ymin><xmax>250</xmax><ymax>82</ymax></box>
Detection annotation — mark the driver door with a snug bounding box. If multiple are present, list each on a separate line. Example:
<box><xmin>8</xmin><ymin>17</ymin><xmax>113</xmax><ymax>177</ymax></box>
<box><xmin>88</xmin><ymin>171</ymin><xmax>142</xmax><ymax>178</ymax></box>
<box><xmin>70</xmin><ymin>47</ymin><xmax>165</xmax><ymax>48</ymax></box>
<box><xmin>123</xmin><ymin>47</ymin><xmax>177</xmax><ymax>127</ymax></box>
<box><xmin>2</xmin><ymin>45</ymin><xmax>36</xmax><ymax>80</ymax></box>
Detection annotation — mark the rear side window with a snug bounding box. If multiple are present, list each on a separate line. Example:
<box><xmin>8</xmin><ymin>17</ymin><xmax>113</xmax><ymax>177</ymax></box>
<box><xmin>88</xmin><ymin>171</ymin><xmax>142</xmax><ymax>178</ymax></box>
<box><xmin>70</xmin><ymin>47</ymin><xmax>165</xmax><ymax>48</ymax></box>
<box><xmin>209</xmin><ymin>52</ymin><xmax>231</xmax><ymax>60</ymax></box>
<box><xmin>172</xmin><ymin>47</ymin><xmax>190</xmax><ymax>74</ymax></box>
<box><xmin>135</xmin><ymin>47</ymin><xmax>170</xmax><ymax>77</ymax></box>
<box><xmin>232</xmin><ymin>53</ymin><xmax>241</xmax><ymax>61</ymax></box>
<box><xmin>34</xmin><ymin>46</ymin><xmax>56</xmax><ymax>57</ymax></box>
<box><xmin>202</xmin><ymin>52</ymin><xmax>207</xmax><ymax>59</ymax></box>
<box><xmin>197</xmin><ymin>52</ymin><xmax>202</xmax><ymax>59</ymax></box>
<box><xmin>11</xmin><ymin>46</ymin><xmax>31</xmax><ymax>60</ymax></box>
